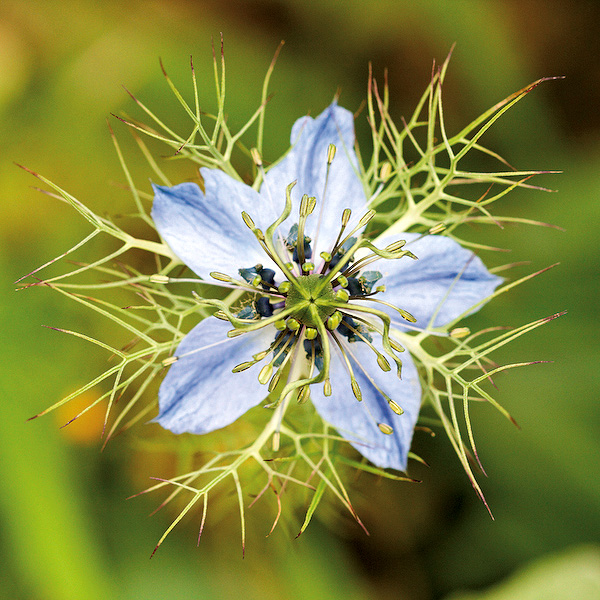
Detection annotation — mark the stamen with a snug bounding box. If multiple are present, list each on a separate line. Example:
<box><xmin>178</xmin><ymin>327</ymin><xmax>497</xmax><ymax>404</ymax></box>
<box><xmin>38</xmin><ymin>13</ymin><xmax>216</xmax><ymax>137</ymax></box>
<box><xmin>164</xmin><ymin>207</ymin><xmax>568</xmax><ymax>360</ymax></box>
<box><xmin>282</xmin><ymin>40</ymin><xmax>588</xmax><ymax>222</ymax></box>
<box><xmin>377</xmin><ymin>423</ymin><xmax>394</xmax><ymax>435</ymax></box>
<box><xmin>429</xmin><ymin>223</ymin><xmax>446</xmax><ymax>235</ymax></box>
<box><xmin>451</xmin><ymin>327</ymin><xmax>471</xmax><ymax>338</ymax></box>
<box><xmin>388</xmin><ymin>399</ymin><xmax>404</xmax><ymax>415</ymax></box>
<box><xmin>356</xmin><ymin>297</ymin><xmax>417</xmax><ymax>323</ymax></box>
<box><xmin>210</xmin><ymin>271</ymin><xmax>234</xmax><ymax>282</ymax></box>
<box><xmin>341</xmin><ymin>208</ymin><xmax>352</xmax><ymax>227</ymax></box>
<box><xmin>336</xmin><ymin>316</ymin><xmax>390</xmax><ymax>373</ymax></box>
<box><xmin>258</xmin><ymin>363</ymin><xmax>273</xmax><ymax>384</ymax></box>
<box><xmin>250</xmin><ymin>147</ymin><xmax>262</xmax><ymax>167</ymax></box>
<box><xmin>297</xmin><ymin>385</ymin><xmax>310</xmax><ymax>404</ymax></box>
<box><xmin>342</xmin><ymin>340</ymin><xmax>405</xmax><ymax>421</ymax></box>
<box><xmin>268</xmin><ymin>369</ymin><xmax>282</xmax><ymax>392</ymax></box>
<box><xmin>331</xmin><ymin>301</ymin><xmax>404</xmax><ymax>376</ymax></box>
<box><xmin>195</xmin><ymin>295</ymin><xmax>298</xmax><ymax>334</ymax></box>
<box><xmin>232</xmin><ymin>361</ymin><xmax>257</xmax><ymax>373</ymax></box>
<box><xmin>312</xmin><ymin>143</ymin><xmax>336</xmax><ymax>255</ymax></box>
<box><xmin>259</xmin><ymin>330</ymin><xmax>299</xmax><ymax>385</ymax></box>
<box><xmin>330</xmin><ymin>333</ymin><xmax>362</xmax><ymax>402</ymax></box>
<box><xmin>379</xmin><ymin>162</ymin><xmax>392</xmax><ymax>182</ymax></box>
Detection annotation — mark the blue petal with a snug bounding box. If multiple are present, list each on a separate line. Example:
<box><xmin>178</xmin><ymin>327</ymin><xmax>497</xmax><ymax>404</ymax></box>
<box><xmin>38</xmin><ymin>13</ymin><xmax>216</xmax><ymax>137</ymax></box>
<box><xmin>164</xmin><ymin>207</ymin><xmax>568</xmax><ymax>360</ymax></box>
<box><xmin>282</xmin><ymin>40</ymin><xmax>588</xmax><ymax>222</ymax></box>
<box><xmin>373</xmin><ymin>233</ymin><xmax>502</xmax><ymax>328</ymax></box>
<box><xmin>152</xmin><ymin>169</ymin><xmax>278</xmax><ymax>279</ymax></box>
<box><xmin>310</xmin><ymin>336</ymin><xmax>421</xmax><ymax>471</ymax></box>
<box><xmin>261</xmin><ymin>102</ymin><xmax>367</xmax><ymax>255</ymax></box>
<box><xmin>157</xmin><ymin>318</ymin><xmax>274</xmax><ymax>434</ymax></box>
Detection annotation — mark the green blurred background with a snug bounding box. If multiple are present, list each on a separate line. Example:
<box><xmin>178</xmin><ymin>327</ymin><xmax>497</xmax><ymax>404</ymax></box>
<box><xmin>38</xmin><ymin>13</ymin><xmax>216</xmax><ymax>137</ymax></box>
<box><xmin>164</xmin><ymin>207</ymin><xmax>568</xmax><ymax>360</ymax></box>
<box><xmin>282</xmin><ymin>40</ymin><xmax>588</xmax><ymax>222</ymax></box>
<box><xmin>1</xmin><ymin>1</ymin><xmax>599</xmax><ymax>599</ymax></box>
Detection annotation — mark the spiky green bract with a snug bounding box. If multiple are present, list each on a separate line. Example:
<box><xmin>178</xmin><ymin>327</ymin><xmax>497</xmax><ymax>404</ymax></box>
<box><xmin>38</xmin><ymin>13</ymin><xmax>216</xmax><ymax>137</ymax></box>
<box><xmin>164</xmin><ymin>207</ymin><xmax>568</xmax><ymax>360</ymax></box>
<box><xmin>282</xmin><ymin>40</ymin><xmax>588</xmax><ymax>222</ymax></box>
<box><xmin>21</xmin><ymin>41</ymin><xmax>560</xmax><ymax>551</ymax></box>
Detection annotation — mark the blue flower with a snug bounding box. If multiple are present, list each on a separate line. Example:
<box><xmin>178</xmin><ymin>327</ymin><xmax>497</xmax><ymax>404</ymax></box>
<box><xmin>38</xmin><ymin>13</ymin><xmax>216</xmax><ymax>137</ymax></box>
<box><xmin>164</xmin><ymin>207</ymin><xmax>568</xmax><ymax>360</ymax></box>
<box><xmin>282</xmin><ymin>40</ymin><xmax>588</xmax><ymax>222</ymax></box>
<box><xmin>151</xmin><ymin>102</ymin><xmax>501</xmax><ymax>471</ymax></box>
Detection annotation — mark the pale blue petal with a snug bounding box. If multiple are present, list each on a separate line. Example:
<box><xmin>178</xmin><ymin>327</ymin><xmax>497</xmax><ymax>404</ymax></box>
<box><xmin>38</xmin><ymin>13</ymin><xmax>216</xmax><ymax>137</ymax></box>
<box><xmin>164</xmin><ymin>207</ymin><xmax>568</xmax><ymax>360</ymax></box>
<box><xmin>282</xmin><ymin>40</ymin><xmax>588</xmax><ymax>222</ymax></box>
<box><xmin>152</xmin><ymin>169</ymin><xmax>278</xmax><ymax>279</ymax></box>
<box><xmin>372</xmin><ymin>233</ymin><xmax>502</xmax><ymax>328</ymax></box>
<box><xmin>261</xmin><ymin>102</ymin><xmax>367</xmax><ymax>254</ymax></box>
<box><xmin>310</xmin><ymin>336</ymin><xmax>421</xmax><ymax>471</ymax></box>
<box><xmin>157</xmin><ymin>318</ymin><xmax>274</xmax><ymax>434</ymax></box>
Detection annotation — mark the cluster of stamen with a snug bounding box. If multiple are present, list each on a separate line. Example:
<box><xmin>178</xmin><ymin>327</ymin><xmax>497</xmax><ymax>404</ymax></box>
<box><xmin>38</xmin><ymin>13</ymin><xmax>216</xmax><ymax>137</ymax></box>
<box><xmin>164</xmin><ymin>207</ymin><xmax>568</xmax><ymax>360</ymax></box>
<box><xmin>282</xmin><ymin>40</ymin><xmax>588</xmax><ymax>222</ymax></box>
<box><xmin>197</xmin><ymin>145</ymin><xmax>417</xmax><ymax>437</ymax></box>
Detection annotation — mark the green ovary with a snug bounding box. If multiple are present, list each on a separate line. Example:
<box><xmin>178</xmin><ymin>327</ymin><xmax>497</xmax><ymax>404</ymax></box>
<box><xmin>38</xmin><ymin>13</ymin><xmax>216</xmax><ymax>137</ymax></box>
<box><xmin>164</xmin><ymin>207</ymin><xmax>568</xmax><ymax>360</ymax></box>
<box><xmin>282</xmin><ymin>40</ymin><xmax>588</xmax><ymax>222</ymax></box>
<box><xmin>285</xmin><ymin>274</ymin><xmax>336</xmax><ymax>326</ymax></box>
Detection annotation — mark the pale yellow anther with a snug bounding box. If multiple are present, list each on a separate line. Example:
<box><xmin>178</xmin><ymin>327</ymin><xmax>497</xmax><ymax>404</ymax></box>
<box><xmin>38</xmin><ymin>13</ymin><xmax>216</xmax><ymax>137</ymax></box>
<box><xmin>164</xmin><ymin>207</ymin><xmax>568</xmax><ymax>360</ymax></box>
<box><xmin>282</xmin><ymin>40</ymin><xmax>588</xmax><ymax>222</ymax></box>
<box><xmin>300</xmin><ymin>194</ymin><xmax>316</xmax><ymax>216</ymax></box>
<box><xmin>351</xmin><ymin>379</ymin><xmax>362</xmax><ymax>402</ymax></box>
<box><xmin>250</xmin><ymin>147</ymin><xmax>262</xmax><ymax>166</ymax></box>
<box><xmin>377</xmin><ymin>354</ymin><xmax>391</xmax><ymax>372</ymax></box>
<box><xmin>258</xmin><ymin>363</ymin><xmax>273</xmax><ymax>385</ymax></box>
<box><xmin>323</xmin><ymin>379</ymin><xmax>332</xmax><ymax>396</ymax></box>
<box><xmin>274</xmin><ymin>319</ymin><xmax>287</xmax><ymax>331</ymax></box>
<box><xmin>379</xmin><ymin>161</ymin><xmax>392</xmax><ymax>182</ymax></box>
<box><xmin>358</xmin><ymin>209</ymin><xmax>376</xmax><ymax>228</ymax></box>
<box><xmin>232</xmin><ymin>361</ymin><xmax>255</xmax><ymax>373</ymax></box>
<box><xmin>278</xmin><ymin>281</ymin><xmax>292</xmax><ymax>294</ymax></box>
<box><xmin>378</xmin><ymin>423</ymin><xmax>394</xmax><ymax>435</ymax></box>
<box><xmin>327</xmin><ymin>143</ymin><xmax>337</xmax><ymax>164</ymax></box>
<box><xmin>341</xmin><ymin>208</ymin><xmax>352</xmax><ymax>226</ymax></box>
<box><xmin>389</xmin><ymin>338</ymin><xmax>405</xmax><ymax>352</ymax></box>
<box><xmin>252</xmin><ymin>275</ymin><xmax>262</xmax><ymax>287</ymax></box>
<box><xmin>302</xmin><ymin>262</ymin><xmax>315</xmax><ymax>272</ymax></box>
<box><xmin>387</xmin><ymin>399</ymin><xmax>404</xmax><ymax>415</ymax></box>
<box><xmin>210</xmin><ymin>271</ymin><xmax>232</xmax><ymax>282</ymax></box>
<box><xmin>241</xmin><ymin>211</ymin><xmax>256</xmax><ymax>230</ymax></box>
<box><xmin>384</xmin><ymin>240</ymin><xmax>406</xmax><ymax>252</ymax></box>
<box><xmin>268</xmin><ymin>370</ymin><xmax>282</xmax><ymax>392</ymax></box>
<box><xmin>297</xmin><ymin>386</ymin><xmax>310</xmax><ymax>404</ymax></box>
<box><xmin>253</xmin><ymin>349</ymin><xmax>270</xmax><ymax>361</ymax></box>
<box><xmin>399</xmin><ymin>308</ymin><xmax>417</xmax><ymax>323</ymax></box>
<box><xmin>320</xmin><ymin>251</ymin><xmax>332</xmax><ymax>262</ymax></box>
<box><xmin>450</xmin><ymin>327</ymin><xmax>470</xmax><ymax>339</ymax></box>
<box><xmin>227</xmin><ymin>329</ymin><xmax>246</xmax><ymax>338</ymax></box>
<box><xmin>429</xmin><ymin>223</ymin><xmax>446</xmax><ymax>235</ymax></box>
<box><xmin>149</xmin><ymin>274</ymin><xmax>170</xmax><ymax>284</ymax></box>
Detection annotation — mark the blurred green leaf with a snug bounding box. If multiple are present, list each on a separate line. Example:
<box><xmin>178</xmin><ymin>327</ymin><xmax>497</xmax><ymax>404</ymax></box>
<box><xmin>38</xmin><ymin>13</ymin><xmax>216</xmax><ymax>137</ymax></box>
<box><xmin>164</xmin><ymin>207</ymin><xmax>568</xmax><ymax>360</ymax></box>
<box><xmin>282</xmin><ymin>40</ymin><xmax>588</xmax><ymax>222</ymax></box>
<box><xmin>445</xmin><ymin>545</ymin><xmax>600</xmax><ymax>600</ymax></box>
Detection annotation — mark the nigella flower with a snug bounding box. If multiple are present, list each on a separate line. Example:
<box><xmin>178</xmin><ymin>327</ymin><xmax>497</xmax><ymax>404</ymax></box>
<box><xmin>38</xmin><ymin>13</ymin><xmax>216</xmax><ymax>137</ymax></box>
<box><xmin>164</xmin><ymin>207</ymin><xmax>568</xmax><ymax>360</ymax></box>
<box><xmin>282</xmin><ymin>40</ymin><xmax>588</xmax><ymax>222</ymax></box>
<box><xmin>151</xmin><ymin>102</ymin><xmax>501</xmax><ymax>471</ymax></box>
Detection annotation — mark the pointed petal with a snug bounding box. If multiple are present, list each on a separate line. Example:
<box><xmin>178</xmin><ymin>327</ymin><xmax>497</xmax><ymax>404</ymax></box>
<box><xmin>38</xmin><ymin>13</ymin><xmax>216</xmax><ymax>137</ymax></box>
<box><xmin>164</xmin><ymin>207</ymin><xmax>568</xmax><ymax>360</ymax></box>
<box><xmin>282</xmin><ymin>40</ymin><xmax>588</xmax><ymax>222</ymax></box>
<box><xmin>261</xmin><ymin>102</ymin><xmax>367</xmax><ymax>253</ymax></box>
<box><xmin>157</xmin><ymin>318</ymin><xmax>274</xmax><ymax>434</ymax></box>
<box><xmin>152</xmin><ymin>169</ymin><xmax>277</xmax><ymax>279</ymax></box>
<box><xmin>310</xmin><ymin>336</ymin><xmax>421</xmax><ymax>471</ymax></box>
<box><xmin>373</xmin><ymin>233</ymin><xmax>502</xmax><ymax>329</ymax></box>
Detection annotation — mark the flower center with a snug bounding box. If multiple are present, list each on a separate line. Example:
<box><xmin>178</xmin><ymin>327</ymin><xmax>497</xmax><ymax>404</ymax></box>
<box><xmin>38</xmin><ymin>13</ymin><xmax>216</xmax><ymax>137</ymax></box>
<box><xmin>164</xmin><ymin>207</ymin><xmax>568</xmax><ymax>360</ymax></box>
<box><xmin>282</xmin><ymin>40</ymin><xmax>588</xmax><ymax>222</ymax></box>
<box><xmin>284</xmin><ymin>274</ymin><xmax>336</xmax><ymax>326</ymax></box>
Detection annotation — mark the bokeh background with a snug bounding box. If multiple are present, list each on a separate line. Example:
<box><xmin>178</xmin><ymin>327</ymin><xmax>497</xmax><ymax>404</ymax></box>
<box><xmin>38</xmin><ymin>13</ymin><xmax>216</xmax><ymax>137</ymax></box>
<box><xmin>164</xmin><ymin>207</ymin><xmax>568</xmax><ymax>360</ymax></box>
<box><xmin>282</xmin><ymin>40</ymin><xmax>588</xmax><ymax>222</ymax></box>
<box><xmin>1</xmin><ymin>1</ymin><xmax>599</xmax><ymax>599</ymax></box>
